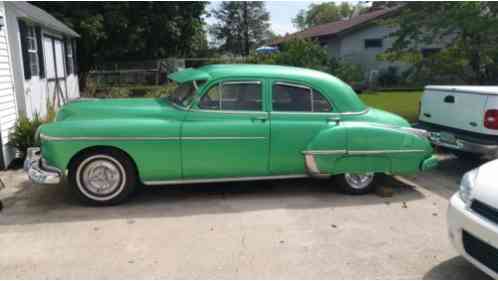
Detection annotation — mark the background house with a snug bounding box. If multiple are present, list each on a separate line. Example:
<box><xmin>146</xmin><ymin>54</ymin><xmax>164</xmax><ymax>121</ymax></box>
<box><xmin>0</xmin><ymin>1</ymin><xmax>80</xmax><ymax>168</ymax></box>
<box><xmin>274</xmin><ymin>7</ymin><xmax>445</xmax><ymax>83</ymax></box>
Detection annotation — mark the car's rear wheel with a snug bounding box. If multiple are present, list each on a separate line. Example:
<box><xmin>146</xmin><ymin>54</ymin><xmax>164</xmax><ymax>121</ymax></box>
<box><xmin>335</xmin><ymin>172</ymin><xmax>377</xmax><ymax>195</ymax></box>
<box><xmin>68</xmin><ymin>149</ymin><xmax>137</xmax><ymax>206</ymax></box>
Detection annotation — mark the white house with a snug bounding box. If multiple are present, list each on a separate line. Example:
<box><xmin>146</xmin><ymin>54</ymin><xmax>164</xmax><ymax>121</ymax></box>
<box><xmin>0</xmin><ymin>1</ymin><xmax>80</xmax><ymax>168</ymax></box>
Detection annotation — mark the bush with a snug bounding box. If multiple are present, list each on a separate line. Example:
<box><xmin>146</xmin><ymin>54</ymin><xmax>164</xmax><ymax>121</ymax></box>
<box><xmin>247</xmin><ymin>39</ymin><xmax>329</xmax><ymax>71</ymax></box>
<box><xmin>329</xmin><ymin>58</ymin><xmax>364</xmax><ymax>84</ymax></box>
<box><xmin>94</xmin><ymin>84</ymin><xmax>178</xmax><ymax>99</ymax></box>
<box><xmin>377</xmin><ymin>66</ymin><xmax>400</xmax><ymax>87</ymax></box>
<box><xmin>8</xmin><ymin>115</ymin><xmax>44</xmax><ymax>159</ymax></box>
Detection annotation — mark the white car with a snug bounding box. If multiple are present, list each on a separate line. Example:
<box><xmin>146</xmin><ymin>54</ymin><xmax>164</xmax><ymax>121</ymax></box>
<box><xmin>448</xmin><ymin>159</ymin><xmax>498</xmax><ymax>278</ymax></box>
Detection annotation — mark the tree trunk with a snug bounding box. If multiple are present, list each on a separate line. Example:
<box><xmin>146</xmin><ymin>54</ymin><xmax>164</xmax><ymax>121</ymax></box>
<box><xmin>243</xmin><ymin>2</ymin><xmax>249</xmax><ymax>56</ymax></box>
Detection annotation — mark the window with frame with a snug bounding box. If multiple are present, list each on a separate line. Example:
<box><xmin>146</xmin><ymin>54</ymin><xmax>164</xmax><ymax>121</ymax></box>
<box><xmin>364</xmin><ymin>38</ymin><xmax>383</xmax><ymax>49</ymax></box>
<box><xmin>26</xmin><ymin>26</ymin><xmax>39</xmax><ymax>76</ymax></box>
<box><xmin>66</xmin><ymin>40</ymin><xmax>74</xmax><ymax>74</ymax></box>
<box><xmin>199</xmin><ymin>81</ymin><xmax>262</xmax><ymax>111</ymax></box>
<box><xmin>272</xmin><ymin>83</ymin><xmax>332</xmax><ymax>112</ymax></box>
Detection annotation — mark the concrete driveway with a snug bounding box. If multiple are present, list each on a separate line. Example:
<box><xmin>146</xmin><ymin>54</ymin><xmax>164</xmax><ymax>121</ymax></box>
<box><xmin>0</xmin><ymin>153</ymin><xmax>492</xmax><ymax>279</ymax></box>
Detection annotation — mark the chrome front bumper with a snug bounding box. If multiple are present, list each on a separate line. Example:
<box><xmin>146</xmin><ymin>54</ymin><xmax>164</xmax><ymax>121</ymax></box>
<box><xmin>24</xmin><ymin>147</ymin><xmax>61</xmax><ymax>184</ymax></box>
<box><xmin>429</xmin><ymin>132</ymin><xmax>498</xmax><ymax>155</ymax></box>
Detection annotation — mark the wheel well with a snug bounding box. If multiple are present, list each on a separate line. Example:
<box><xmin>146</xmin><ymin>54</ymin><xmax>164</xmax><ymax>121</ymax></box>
<box><xmin>67</xmin><ymin>146</ymin><xmax>139</xmax><ymax>178</ymax></box>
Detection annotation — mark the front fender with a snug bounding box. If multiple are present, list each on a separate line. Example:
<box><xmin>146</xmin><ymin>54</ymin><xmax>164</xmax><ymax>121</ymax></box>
<box><xmin>38</xmin><ymin>118</ymin><xmax>182</xmax><ymax>182</ymax></box>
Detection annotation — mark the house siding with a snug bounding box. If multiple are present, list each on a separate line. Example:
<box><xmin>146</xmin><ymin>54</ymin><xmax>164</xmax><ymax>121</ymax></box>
<box><xmin>322</xmin><ymin>24</ymin><xmax>409</xmax><ymax>80</ymax></box>
<box><xmin>0</xmin><ymin>2</ymin><xmax>19</xmax><ymax>167</ymax></box>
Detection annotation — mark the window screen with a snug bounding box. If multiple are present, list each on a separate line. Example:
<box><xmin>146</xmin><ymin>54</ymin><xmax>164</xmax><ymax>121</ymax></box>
<box><xmin>364</xmin><ymin>38</ymin><xmax>383</xmax><ymax>49</ymax></box>
<box><xmin>199</xmin><ymin>82</ymin><xmax>262</xmax><ymax>111</ymax></box>
<box><xmin>26</xmin><ymin>26</ymin><xmax>39</xmax><ymax>76</ymax></box>
<box><xmin>272</xmin><ymin>83</ymin><xmax>331</xmax><ymax>112</ymax></box>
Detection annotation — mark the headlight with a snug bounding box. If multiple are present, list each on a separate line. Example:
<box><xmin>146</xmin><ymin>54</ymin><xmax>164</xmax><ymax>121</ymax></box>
<box><xmin>460</xmin><ymin>168</ymin><xmax>478</xmax><ymax>204</ymax></box>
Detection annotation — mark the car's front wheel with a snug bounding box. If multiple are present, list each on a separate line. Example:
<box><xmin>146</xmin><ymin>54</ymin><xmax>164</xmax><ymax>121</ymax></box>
<box><xmin>335</xmin><ymin>172</ymin><xmax>377</xmax><ymax>195</ymax></box>
<box><xmin>68</xmin><ymin>149</ymin><xmax>137</xmax><ymax>205</ymax></box>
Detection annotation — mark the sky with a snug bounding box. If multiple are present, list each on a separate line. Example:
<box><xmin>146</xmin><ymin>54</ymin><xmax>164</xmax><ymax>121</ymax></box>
<box><xmin>206</xmin><ymin>1</ymin><xmax>325</xmax><ymax>36</ymax></box>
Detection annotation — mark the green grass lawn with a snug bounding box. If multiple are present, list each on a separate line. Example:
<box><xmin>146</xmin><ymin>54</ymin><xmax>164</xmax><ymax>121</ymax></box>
<box><xmin>359</xmin><ymin>91</ymin><xmax>423</xmax><ymax>122</ymax></box>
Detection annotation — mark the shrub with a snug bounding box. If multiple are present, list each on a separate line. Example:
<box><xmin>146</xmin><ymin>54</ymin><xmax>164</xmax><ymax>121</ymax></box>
<box><xmin>247</xmin><ymin>39</ymin><xmax>329</xmax><ymax>72</ymax></box>
<box><xmin>377</xmin><ymin>66</ymin><xmax>400</xmax><ymax>87</ymax></box>
<box><xmin>8</xmin><ymin>115</ymin><xmax>44</xmax><ymax>159</ymax></box>
<box><xmin>329</xmin><ymin>58</ymin><xmax>364</xmax><ymax>84</ymax></box>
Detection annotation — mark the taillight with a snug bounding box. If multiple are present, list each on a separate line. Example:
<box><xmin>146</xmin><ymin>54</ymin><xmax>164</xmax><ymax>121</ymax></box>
<box><xmin>484</xmin><ymin>109</ymin><xmax>498</xmax><ymax>130</ymax></box>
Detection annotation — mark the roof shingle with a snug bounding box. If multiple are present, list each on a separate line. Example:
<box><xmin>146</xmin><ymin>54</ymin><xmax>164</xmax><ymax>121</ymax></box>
<box><xmin>274</xmin><ymin>7</ymin><xmax>400</xmax><ymax>45</ymax></box>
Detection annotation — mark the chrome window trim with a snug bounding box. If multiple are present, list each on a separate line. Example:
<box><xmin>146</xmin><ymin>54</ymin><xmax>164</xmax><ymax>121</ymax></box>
<box><xmin>190</xmin><ymin>109</ymin><xmax>268</xmax><ymax>115</ymax></box>
<box><xmin>271</xmin><ymin>108</ymin><xmax>368</xmax><ymax>116</ymax></box>
<box><xmin>275</xmin><ymin>82</ymin><xmax>311</xmax><ymax>90</ymax></box>
<box><xmin>221</xmin><ymin>80</ymin><xmax>261</xmax><ymax>85</ymax></box>
<box><xmin>144</xmin><ymin>174</ymin><xmax>308</xmax><ymax>186</ymax></box>
<box><xmin>199</xmin><ymin>80</ymin><xmax>263</xmax><ymax>111</ymax></box>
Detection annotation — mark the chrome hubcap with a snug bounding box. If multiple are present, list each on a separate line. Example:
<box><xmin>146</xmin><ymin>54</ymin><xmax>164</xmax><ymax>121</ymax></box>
<box><xmin>82</xmin><ymin>160</ymin><xmax>121</xmax><ymax>195</ymax></box>
<box><xmin>76</xmin><ymin>155</ymin><xmax>126</xmax><ymax>201</ymax></box>
<box><xmin>344</xmin><ymin>173</ymin><xmax>374</xmax><ymax>190</ymax></box>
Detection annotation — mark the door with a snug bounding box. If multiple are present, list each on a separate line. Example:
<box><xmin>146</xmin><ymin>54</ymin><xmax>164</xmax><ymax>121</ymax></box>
<box><xmin>43</xmin><ymin>36</ymin><xmax>67</xmax><ymax>108</ymax></box>
<box><xmin>182</xmin><ymin>80</ymin><xmax>270</xmax><ymax>179</ymax></box>
<box><xmin>269</xmin><ymin>80</ymin><xmax>337</xmax><ymax>175</ymax></box>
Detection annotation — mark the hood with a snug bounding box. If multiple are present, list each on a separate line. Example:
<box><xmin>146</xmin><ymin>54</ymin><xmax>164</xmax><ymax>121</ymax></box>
<box><xmin>471</xmin><ymin>159</ymin><xmax>498</xmax><ymax>207</ymax></box>
<box><xmin>55</xmin><ymin>98</ymin><xmax>175</xmax><ymax>121</ymax></box>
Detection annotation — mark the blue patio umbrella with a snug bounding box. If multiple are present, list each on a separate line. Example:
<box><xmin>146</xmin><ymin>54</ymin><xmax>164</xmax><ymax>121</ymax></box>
<box><xmin>255</xmin><ymin>46</ymin><xmax>279</xmax><ymax>54</ymax></box>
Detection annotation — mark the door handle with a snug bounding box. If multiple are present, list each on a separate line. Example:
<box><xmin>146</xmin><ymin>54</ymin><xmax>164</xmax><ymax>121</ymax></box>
<box><xmin>327</xmin><ymin>117</ymin><xmax>341</xmax><ymax>125</ymax></box>
<box><xmin>444</xmin><ymin>95</ymin><xmax>455</xmax><ymax>103</ymax></box>
<box><xmin>252</xmin><ymin>116</ymin><xmax>268</xmax><ymax>122</ymax></box>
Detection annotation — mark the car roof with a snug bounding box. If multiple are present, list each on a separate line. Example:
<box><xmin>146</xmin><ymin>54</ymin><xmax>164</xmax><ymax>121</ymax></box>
<box><xmin>169</xmin><ymin>64</ymin><xmax>366</xmax><ymax>112</ymax></box>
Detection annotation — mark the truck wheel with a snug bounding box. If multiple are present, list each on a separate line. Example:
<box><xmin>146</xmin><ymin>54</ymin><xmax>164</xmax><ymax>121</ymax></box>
<box><xmin>335</xmin><ymin>173</ymin><xmax>377</xmax><ymax>195</ymax></box>
<box><xmin>68</xmin><ymin>149</ymin><xmax>137</xmax><ymax>206</ymax></box>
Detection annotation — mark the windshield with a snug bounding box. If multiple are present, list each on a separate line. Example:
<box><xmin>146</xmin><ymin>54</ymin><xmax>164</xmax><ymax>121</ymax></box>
<box><xmin>167</xmin><ymin>82</ymin><xmax>197</xmax><ymax>108</ymax></box>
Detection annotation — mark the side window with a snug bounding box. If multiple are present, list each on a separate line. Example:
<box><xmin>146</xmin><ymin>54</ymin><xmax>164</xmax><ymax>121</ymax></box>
<box><xmin>272</xmin><ymin>83</ymin><xmax>332</xmax><ymax>112</ymax></box>
<box><xmin>199</xmin><ymin>82</ymin><xmax>262</xmax><ymax>111</ymax></box>
<box><xmin>199</xmin><ymin>84</ymin><xmax>221</xmax><ymax>110</ymax></box>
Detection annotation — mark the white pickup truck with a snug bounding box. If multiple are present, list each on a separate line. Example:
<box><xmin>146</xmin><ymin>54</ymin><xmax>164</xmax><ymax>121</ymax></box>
<box><xmin>416</xmin><ymin>86</ymin><xmax>498</xmax><ymax>158</ymax></box>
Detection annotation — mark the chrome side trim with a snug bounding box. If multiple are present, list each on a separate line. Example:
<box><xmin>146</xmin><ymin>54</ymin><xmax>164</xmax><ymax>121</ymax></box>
<box><xmin>40</xmin><ymin>134</ymin><xmax>180</xmax><ymax>141</ymax></box>
<box><xmin>347</xmin><ymin>149</ymin><xmax>425</xmax><ymax>155</ymax></box>
<box><xmin>302</xmin><ymin>150</ymin><xmax>346</xmax><ymax>155</ymax></box>
<box><xmin>302</xmin><ymin>149</ymin><xmax>425</xmax><ymax>156</ymax></box>
<box><xmin>182</xmin><ymin>136</ymin><xmax>267</xmax><ymax>140</ymax></box>
<box><xmin>143</xmin><ymin>174</ymin><xmax>308</xmax><ymax>186</ymax></box>
<box><xmin>40</xmin><ymin>134</ymin><xmax>267</xmax><ymax>142</ymax></box>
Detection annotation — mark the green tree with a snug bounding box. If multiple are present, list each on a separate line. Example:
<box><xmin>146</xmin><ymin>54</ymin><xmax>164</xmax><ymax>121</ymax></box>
<box><xmin>292</xmin><ymin>2</ymin><xmax>355</xmax><ymax>30</ymax></box>
<box><xmin>381</xmin><ymin>2</ymin><xmax>498</xmax><ymax>84</ymax></box>
<box><xmin>210</xmin><ymin>1</ymin><xmax>270</xmax><ymax>56</ymax></box>
<box><xmin>248</xmin><ymin>39</ymin><xmax>329</xmax><ymax>71</ymax></box>
<box><xmin>32</xmin><ymin>2</ymin><xmax>208</xmax><ymax>88</ymax></box>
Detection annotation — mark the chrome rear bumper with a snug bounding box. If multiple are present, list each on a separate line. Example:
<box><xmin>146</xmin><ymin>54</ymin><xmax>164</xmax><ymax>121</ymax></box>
<box><xmin>24</xmin><ymin>147</ymin><xmax>61</xmax><ymax>184</ymax></box>
<box><xmin>429</xmin><ymin>132</ymin><xmax>498</xmax><ymax>155</ymax></box>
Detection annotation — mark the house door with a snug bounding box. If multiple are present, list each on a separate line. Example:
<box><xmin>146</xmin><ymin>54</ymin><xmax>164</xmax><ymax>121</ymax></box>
<box><xmin>43</xmin><ymin>36</ymin><xmax>67</xmax><ymax>108</ymax></box>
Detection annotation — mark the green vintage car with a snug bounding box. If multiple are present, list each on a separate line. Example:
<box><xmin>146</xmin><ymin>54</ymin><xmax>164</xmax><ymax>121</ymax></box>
<box><xmin>24</xmin><ymin>64</ymin><xmax>438</xmax><ymax>205</ymax></box>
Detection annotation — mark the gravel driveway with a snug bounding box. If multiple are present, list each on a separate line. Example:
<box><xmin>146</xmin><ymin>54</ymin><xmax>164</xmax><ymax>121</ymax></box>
<box><xmin>0</xmin><ymin>153</ymin><xmax>492</xmax><ymax>279</ymax></box>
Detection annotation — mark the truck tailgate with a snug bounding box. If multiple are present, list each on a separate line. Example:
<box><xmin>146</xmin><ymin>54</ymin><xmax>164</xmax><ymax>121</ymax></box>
<box><xmin>419</xmin><ymin>87</ymin><xmax>489</xmax><ymax>134</ymax></box>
